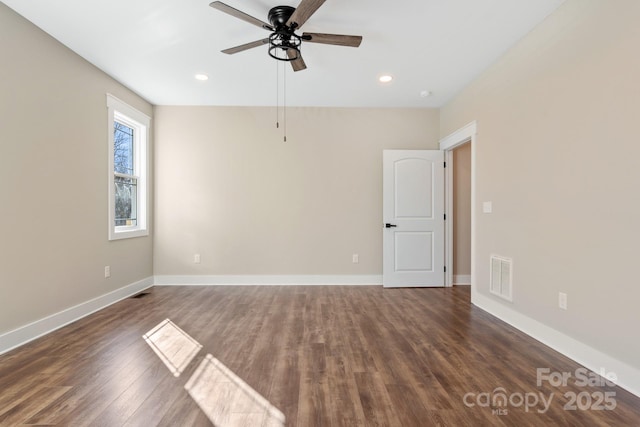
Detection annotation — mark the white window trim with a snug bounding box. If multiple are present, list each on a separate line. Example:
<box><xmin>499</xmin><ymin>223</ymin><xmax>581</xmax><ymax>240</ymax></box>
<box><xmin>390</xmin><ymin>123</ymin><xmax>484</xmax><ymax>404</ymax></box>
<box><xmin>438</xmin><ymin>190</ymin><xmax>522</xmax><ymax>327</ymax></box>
<box><xmin>107</xmin><ymin>94</ymin><xmax>150</xmax><ymax>240</ymax></box>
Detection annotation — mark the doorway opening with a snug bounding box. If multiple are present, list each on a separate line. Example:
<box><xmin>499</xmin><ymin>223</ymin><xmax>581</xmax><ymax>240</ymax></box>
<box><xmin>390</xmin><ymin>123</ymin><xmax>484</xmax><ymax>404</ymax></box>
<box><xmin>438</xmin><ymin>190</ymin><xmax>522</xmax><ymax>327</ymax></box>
<box><xmin>440</xmin><ymin>122</ymin><xmax>477</xmax><ymax>299</ymax></box>
<box><xmin>452</xmin><ymin>142</ymin><xmax>471</xmax><ymax>286</ymax></box>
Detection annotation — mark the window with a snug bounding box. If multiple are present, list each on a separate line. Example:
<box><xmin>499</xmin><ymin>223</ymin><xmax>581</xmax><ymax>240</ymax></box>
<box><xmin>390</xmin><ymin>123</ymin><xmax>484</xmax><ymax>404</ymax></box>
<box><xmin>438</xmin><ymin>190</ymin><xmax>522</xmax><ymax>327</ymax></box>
<box><xmin>107</xmin><ymin>94</ymin><xmax>150</xmax><ymax>240</ymax></box>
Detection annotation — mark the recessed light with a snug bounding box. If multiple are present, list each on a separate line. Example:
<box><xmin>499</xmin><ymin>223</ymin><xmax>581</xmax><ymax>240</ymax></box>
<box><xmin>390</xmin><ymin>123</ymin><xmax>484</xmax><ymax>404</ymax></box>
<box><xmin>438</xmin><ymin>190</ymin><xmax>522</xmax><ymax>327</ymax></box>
<box><xmin>420</xmin><ymin>90</ymin><xmax>432</xmax><ymax>98</ymax></box>
<box><xmin>379</xmin><ymin>75</ymin><xmax>393</xmax><ymax>83</ymax></box>
<box><xmin>195</xmin><ymin>73</ymin><xmax>209</xmax><ymax>81</ymax></box>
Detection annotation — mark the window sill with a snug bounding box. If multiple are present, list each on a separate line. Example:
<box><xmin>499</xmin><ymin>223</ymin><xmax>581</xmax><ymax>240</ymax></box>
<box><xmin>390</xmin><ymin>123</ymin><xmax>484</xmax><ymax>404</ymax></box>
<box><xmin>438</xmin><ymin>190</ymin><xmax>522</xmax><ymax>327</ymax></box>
<box><xmin>109</xmin><ymin>228</ymin><xmax>149</xmax><ymax>241</ymax></box>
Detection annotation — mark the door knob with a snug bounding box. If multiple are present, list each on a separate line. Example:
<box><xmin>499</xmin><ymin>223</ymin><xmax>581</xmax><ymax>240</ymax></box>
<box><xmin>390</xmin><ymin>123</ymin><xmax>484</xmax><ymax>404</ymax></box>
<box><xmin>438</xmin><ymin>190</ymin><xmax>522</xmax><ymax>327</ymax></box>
<box><xmin>385</xmin><ymin>223</ymin><xmax>397</xmax><ymax>228</ymax></box>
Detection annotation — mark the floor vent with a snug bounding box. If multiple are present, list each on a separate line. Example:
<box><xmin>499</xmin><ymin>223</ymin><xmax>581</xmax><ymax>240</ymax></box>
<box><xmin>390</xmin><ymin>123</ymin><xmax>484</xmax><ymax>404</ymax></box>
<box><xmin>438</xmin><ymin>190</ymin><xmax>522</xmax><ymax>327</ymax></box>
<box><xmin>132</xmin><ymin>292</ymin><xmax>150</xmax><ymax>299</ymax></box>
<box><xmin>490</xmin><ymin>255</ymin><xmax>513</xmax><ymax>302</ymax></box>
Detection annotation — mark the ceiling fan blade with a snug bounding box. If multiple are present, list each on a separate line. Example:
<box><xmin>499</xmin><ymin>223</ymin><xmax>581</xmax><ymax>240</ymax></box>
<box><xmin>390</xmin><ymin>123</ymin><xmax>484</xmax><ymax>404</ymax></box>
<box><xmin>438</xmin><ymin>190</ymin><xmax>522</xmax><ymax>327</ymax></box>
<box><xmin>286</xmin><ymin>0</ymin><xmax>326</xmax><ymax>29</ymax></box>
<box><xmin>209</xmin><ymin>1</ymin><xmax>273</xmax><ymax>31</ymax></box>
<box><xmin>222</xmin><ymin>38</ymin><xmax>269</xmax><ymax>55</ymax></box>
<box><xmin>302</xmin><ymin>32</ymin><xmax>363</xmax><ymax>47</ymax></box>
<box><xmin>287</xmin><ymin>49</ymin><xmax>307</xmax><ymax>72</ymax></box>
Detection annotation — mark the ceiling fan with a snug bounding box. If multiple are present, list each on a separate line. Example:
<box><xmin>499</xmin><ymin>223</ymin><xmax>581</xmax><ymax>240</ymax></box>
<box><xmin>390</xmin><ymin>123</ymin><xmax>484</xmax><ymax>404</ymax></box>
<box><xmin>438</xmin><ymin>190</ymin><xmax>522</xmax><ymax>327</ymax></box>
<box><xmin>209</xmin><ymin>0</ymin><xmax>363</xmax><ymax>71</ymax></box>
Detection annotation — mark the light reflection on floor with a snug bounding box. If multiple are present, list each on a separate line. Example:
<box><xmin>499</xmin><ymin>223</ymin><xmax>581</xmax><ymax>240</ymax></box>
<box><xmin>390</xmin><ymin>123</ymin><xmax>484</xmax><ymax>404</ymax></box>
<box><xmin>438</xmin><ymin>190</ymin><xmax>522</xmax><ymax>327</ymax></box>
<box><xmin>143</xmin><ymin>319</ymin><xmax>202</xmax><ymax>377</ymax></box>
<box><xmin>144</xmin><ymin>319</ymin><xmax>285</xmax><ymax>426</ymax></box>
<box><xmin>185</xmin><ymin>354</ymin><xmax>285</xmax><ymax>427</ymax></box>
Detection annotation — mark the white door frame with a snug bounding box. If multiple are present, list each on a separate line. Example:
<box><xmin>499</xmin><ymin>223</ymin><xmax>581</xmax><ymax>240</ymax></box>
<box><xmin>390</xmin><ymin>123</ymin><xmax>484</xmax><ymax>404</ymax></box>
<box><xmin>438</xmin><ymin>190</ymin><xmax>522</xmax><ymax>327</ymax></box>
<box><xmin>439</xmin><ymin>121</ymin><xmax>477</xmax><ymax>296</ymax></box>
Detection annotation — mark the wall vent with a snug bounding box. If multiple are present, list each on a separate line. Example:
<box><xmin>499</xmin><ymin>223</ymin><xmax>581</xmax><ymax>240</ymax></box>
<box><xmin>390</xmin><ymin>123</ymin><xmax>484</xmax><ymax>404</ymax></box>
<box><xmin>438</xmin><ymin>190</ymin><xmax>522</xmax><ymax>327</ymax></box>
<box><xmin>490</xmin><ymin>255</ymin><xmax>513</xmax><ymax>302</ymax></box>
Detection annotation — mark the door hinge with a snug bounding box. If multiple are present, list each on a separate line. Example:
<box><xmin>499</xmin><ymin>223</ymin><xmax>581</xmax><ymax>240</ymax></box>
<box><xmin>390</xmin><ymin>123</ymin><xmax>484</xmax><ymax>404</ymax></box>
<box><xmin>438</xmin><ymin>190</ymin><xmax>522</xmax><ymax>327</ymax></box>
<box><xmin>444</xmin><ymin>213</ymin><xmax>446</xmax><ymax>220</ymax></box>
<box><xmin>444</xmin><ymin>266</ymin><xmax>447</xmax><ymax>273</ymax></box>
<box><xmin>444</xmin><ymin>161</ymin><xmax>447</xmax><ymax>168</ymax></box>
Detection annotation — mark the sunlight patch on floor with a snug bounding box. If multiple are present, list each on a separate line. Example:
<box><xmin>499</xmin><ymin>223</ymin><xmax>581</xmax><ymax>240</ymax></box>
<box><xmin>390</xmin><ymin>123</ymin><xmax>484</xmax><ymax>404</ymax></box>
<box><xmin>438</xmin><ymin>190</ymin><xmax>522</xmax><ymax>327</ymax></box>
<box><xmin>143</xmin><ymin>318</ymin><xmax>202</xmax><ymax>377</ymax></box>
<box><xmin>185</xmin><ymin>354</ymin><xmax>285</xmax><ymax>427</ymax></box>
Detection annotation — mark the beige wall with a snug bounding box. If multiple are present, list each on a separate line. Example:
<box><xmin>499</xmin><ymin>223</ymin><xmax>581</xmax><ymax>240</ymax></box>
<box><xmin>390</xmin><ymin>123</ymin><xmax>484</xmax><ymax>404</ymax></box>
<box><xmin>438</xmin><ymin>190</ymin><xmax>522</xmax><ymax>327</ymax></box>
<box><xmin>441</xmin><ymin>0</ymin><xmax>640</xmax><ymax>367</ymax></box>
<box><xmin>453</xmin><ymin>143</ymin><xmax>471</xmax><ymax>278</ymax></box>
<box><xmin>0</xmin><ymin>4</ymin><xmax>153</xmax><ymax>335</ymax></box>
<box><xmin>154</xmin><ymin>106</ymin><xmax>439</xmax><ymax>275</ymax></box>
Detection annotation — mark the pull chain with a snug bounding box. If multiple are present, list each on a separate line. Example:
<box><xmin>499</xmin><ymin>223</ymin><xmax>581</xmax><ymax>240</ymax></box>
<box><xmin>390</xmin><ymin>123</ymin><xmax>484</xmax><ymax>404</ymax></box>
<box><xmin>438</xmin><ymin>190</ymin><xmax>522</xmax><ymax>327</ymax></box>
<box><xmin>276</xmin><ymin>59</ymin><xmax>279</xmax><ymax>129</ymax></box>
<box><xmin>283</xmin><ymin>63</ymin><xmax>287</xmax><ymax>142</ymax></box>
<box><xmin>274</xmin><ymin>56</ymin><xmax>288</xmax><ymax>142</ymax></box>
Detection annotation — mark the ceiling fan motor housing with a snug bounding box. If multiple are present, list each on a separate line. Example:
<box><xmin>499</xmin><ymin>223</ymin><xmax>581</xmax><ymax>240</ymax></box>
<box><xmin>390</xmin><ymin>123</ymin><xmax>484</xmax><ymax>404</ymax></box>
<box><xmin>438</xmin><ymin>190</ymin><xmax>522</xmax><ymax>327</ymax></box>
<box><xmin>268</xmin><ymin>6</ymin><xmax>295</xmax><ymax>29</ymax></box>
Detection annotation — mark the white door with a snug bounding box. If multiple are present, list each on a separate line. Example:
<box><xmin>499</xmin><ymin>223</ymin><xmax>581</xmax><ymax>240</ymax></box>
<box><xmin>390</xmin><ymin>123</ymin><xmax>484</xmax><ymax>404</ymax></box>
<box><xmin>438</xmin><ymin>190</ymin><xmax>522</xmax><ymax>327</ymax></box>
<box><xmin>383</xmin><ymin>150</ymin><xmax>445</xmax><ymax>287</ymax></box>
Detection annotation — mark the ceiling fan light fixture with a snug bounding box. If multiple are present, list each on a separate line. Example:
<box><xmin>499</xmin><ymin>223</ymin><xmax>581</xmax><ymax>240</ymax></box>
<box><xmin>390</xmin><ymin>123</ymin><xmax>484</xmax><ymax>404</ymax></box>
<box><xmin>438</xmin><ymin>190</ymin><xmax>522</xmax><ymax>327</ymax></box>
<box><xmin>268</xmin><ymin>31</ymin><xmax>302</xmax><ymax>61</ymax></box>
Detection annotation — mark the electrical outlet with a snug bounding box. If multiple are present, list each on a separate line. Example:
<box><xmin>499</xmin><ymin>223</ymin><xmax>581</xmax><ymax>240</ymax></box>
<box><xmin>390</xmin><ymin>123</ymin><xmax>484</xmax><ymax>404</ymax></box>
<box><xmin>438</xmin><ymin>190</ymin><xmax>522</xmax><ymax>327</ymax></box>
<box><xmin>352</xmin><ymin>254</ymin><xmax>359</xmax><ymax>264</ymax></box>
<box><xmin>558</xmin><ymin>292</ymin><xmax>567</xmax><ymax>310</ymax></box>
<box><xmin>104</xmin><ymin>266</ymin><xmax>111</xmax><ymax>278</ymax></box>
<box><xmin>194</xmin><ymin>254</ymin><xmax>201</xmax><ymax>264</ymax></box>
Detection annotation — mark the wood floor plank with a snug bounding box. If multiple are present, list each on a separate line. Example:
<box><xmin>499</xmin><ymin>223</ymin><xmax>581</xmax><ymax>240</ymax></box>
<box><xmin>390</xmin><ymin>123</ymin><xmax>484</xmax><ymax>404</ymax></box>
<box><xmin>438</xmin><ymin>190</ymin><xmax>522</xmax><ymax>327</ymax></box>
<box><xmin>296</xmin><ymin>343</ymin><xmax>331</xmax><ymax>427</ymax></box>
<box><xmin>122</xmin><ymin>356</ymin><xmax>203</xmax><ymax>426</ymax></box>
<box><xmin>1</xmin><ymin>285</ymin><xmax>639</xmax><ymax>426</ymax></box>
<box><xmin>0</xmin><ymin>386</ymin><xmax>72</xmax><ymax>426</ymax></box>
<box><xmin>353</xmin><ymin>371</ymin><xmax>403</xmax><ymax>426</ymax></box>
<box><xmin>326</xmin><ymin>355</ymin><xmax>366</xmax><ymax>427</ymax></box>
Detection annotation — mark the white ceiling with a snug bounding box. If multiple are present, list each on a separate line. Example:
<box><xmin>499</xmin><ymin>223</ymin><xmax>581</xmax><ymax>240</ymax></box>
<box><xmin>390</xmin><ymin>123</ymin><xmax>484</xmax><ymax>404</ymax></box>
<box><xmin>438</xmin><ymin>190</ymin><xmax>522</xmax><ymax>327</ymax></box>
<box><xmin>3</xmin><ymin>0</ymin><xmax>564</xmax><ymax>107</ymax></box>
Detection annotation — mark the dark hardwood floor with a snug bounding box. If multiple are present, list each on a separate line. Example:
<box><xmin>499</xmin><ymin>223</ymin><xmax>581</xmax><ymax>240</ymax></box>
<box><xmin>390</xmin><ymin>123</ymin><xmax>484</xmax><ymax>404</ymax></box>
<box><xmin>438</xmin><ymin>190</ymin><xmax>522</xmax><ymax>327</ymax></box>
<box><xmin>1</xmin><ymin>286</ymin><xmax>639</xmax><ymax>426</ymax></box>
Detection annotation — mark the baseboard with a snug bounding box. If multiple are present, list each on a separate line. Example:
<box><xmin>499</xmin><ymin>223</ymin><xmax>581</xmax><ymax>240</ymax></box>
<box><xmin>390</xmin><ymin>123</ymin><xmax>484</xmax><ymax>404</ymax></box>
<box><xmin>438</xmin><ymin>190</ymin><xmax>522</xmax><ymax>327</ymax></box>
<box><xmin>154</xmin><ymin>275</ymin><xmax>383</xmax><ymax>286</ymax></box>
<box><xmin>453</xmin><ymin>274</ymin><xmax>471</xmax><ymax>285</ymax></box>
<box><xmin>472</xmin><ymin>291</ymin><xmax>640</xmax><ymax>399</ymax></box>
<box><xmin>0</xmin><ymin>276</ymin><xmax>154</xmax><ymax>356</ymax></box>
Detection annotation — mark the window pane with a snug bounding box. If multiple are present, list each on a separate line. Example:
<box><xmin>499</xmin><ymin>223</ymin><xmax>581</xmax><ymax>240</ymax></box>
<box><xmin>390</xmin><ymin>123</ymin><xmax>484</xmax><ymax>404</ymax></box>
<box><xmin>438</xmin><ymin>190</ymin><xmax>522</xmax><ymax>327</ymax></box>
<box><xmin>115</xmin><ymin>176</ymin><xmax>138</xmax><ymax>226</ymax></box>
<box><xmin>114</xmin><ymin>121</ymin><xmax>134</xmax><ymax>175</ymax></box>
